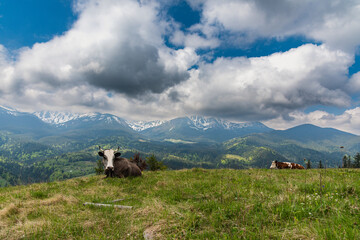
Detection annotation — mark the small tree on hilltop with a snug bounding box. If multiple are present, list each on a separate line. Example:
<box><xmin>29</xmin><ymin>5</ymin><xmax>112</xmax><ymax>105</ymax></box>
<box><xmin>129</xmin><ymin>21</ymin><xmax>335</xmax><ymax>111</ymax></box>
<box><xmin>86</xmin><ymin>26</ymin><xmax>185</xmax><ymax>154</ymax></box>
<box><xmin>353</xmin><ymin>153</ymin><xmax>360</xmax><ymax>168</ymax></box>
<box><xmin>342</xmin><ymin>155</ymin><xmax>348</xmax><ymax>168</ymax></box>
<box><xmin>304</xmin><ymin>158</ymin><xmax>311</xmax><ymax>169</ymax></box>
<box><xmin>147</xmin><ymin>154</ymin><xmax>167</xmax><ymax>171</ymax></box>
<box><xmin>348</xmin><ymin>155</ymin><xmax>353</xmax><ymax>168</ymax></box>
<box><xmin>94</xmin><ymin>159</ymin><xmax>104</xmax><ymax>175</ymax></box>
<box><xmin>318</xmin><ymin>160</ymin><xmax>323</xmax><ymax>169</ymax></box>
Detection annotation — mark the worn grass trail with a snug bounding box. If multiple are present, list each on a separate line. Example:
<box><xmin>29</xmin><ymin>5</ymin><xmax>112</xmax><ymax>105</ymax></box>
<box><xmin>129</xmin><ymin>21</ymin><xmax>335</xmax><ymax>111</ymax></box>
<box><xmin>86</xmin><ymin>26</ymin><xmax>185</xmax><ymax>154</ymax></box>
<box><xmin>0</xmin><ymin>168</ymin><xmax>359</xmax><ymax>239</ymax></box>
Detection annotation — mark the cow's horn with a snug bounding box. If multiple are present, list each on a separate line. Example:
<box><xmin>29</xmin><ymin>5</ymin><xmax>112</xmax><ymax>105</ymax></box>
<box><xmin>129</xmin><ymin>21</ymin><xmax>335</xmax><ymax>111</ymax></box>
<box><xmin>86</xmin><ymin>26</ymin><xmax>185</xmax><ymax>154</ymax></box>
<box><xmin>99</xmin><ymin>146</ymin><xmax>104</xmax><ymax>151</ymax></box>
<box><xmin>115</xmin><ymin>146</ymin><xmax>120</xmax><ymax>152</ymax></box>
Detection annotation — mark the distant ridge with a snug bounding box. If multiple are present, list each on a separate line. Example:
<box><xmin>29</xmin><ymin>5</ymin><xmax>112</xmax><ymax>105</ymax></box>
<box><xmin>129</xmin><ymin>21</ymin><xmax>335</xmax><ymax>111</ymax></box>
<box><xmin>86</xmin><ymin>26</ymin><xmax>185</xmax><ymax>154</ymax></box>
<box><xmin>34</xmin><ymin>110</ymin><xmax>129</xmax><ymax>129</ymax></box>
<box><xmin>0</xmin><ymin>106</ymin><xmax>273</xmax><ymax>142</ymax></box>
<box><xmin>140</xmin><ymin>116</ymin><xmax>273</xmax><ymax>142</ymax></box>
<box><xmin>275</xmin><ymin>124</ymin><xmax>356</xmax><ymax>140</ymax></box>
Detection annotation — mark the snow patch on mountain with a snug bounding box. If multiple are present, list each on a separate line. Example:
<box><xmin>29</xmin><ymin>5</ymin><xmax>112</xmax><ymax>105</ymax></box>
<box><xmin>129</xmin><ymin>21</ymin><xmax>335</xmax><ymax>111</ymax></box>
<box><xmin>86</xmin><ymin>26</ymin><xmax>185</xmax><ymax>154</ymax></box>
<box><xmin>34</xmin><ymin>111</ymin><xmax>126</xmax><ymax>126</ymax></box>
<box><xmin>34</xmin><ymin>111</ymin><xmax>91</xmax><ymax>125</ymax></box>
<box><xmin>187</xmin><ymin>116</ymin><xmax>264</xmax><ymax>131</ymax></box>
<box><xmin>0</xmin><ymin>105</ymin><xmax>21</xmax><ymax>116</ymax></box>
<box><xmin>127</xmin><ymin>120</ymin><xmax>167</xmax><ymax>131</ymax></box>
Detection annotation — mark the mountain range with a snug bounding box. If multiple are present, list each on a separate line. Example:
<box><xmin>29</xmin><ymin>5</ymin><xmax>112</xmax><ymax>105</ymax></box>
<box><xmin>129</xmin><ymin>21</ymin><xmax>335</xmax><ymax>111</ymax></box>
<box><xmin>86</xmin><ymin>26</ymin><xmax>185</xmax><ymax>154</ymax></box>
<box><xmin>0</xmin><ymin>105</ymin><xmax>359</xmax><ymax>186</ymax></box>
<box><xmin>0</xmin><ymin>106</ymin><xmax>273</xmax><ymax>142</ymax></box>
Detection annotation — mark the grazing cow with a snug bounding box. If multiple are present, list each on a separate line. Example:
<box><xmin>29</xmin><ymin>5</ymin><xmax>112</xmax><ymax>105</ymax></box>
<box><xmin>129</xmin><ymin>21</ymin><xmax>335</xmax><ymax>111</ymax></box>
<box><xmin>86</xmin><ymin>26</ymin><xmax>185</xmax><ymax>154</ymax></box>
<box><xmin>270</xmin><ymin>160</ymin><xmax>305</xmax><ymax>169</ymax></box>
<box><xmin>130</xmin><ymin>153</ymin><xmax>148</xmax><ymax>171</ymax></box>
<box><xmin>98</xmin><ymin>146</ymin><xmax>142</xmax><ymax>178</ymax></box>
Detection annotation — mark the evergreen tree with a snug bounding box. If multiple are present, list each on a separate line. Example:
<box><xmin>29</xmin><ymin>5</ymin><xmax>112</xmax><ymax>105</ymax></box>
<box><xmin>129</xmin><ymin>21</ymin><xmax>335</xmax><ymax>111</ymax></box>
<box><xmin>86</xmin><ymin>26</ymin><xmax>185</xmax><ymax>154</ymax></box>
<box><xmin>347</xmin><ymin>155</ymin><xmax>352</xmax><ymax>168</ymax></box>
<box><xmin>318</xmin><ymin>160</ymin><xmax>323</xmax><ymax>169</ymax></box>
<box><xmin>342</xmin><ymin>155</ymin><xmax>348</xmax><ymax>168</ymax></box>
<box><xmin>305</xmin><ymin>159</ymin><xmax>311</xmax><ymax>169</ymax></box>
<box><xmin>94</xmin><ymin>159</ymin><xmax>104</xmax><ymax>175</ymax></box>
<box><xmin>353</xmin><ymin>153</ymin><xmax>360</xmax><ymax>168</ymax></box>
<box><xmin>146</xmin><ymin>154</ymin><xmax>167</xmax><ymax>171</ymax></box>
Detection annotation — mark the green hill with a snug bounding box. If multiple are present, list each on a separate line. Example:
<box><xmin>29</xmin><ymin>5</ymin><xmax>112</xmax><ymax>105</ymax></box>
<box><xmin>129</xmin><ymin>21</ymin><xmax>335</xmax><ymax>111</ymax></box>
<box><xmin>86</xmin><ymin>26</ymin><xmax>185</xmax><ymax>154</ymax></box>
<box><xmin>1</xmin><ymin>169</ymin><xmax>360</xmax><ymax>239</ymax></box>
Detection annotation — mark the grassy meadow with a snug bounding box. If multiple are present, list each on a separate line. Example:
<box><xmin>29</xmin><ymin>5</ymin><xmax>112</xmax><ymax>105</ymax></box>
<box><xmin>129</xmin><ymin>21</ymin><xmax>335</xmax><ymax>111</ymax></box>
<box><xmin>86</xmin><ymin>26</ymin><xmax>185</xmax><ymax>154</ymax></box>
<box><xmin>0</xmin><ymin>168</ymin><xmax>360</xmax><ymax>239</ymax></box>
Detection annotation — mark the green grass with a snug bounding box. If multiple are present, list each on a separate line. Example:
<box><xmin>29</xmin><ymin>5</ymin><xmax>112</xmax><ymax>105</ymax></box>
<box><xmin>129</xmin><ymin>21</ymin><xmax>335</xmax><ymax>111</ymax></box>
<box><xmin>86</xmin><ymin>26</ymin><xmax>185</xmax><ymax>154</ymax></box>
<box><xmin>0</xmin><ymin>168</ymin><xmax>360</xmax><ymax>239</ymax></box>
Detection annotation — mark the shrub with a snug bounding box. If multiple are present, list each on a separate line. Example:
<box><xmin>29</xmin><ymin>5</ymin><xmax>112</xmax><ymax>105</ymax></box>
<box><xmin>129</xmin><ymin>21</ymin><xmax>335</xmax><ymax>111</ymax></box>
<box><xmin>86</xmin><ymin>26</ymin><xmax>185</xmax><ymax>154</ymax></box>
<box><xmin>146</xmin><ymin>154</ymin><xmax>167</xmax><ymax>171</ymax></box>
<box><xmin>94</xmin><ymin>159</ymin><xmax>104</xmax><ymax>175</ymax></box>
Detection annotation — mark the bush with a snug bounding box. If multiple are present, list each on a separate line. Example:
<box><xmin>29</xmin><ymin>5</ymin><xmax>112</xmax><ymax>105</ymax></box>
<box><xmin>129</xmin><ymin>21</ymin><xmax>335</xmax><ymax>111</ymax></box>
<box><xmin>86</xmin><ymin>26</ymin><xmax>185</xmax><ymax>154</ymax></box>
<box><xmin>146</xmin><ymin>154</ymin><xmax>167</xmax><ymax>171</ymax></box>
<box><xmin>94</xmin><ymin>159</ymin><xmax>104</xmax><ymax>175</ymax></box>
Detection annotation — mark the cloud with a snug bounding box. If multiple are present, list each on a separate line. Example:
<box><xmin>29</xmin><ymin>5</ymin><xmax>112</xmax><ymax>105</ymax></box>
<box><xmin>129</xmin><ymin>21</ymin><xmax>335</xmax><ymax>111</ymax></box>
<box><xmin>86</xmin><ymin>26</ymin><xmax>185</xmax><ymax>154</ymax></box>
<box><xmin>2</xmin><ymin>0</ymin><xmax>197</xmax><ymax>101</ymax></box>
<box><xmin>173</xmin><ymin>44</ymin><xmax>353</xmax><ymax>120</ymax></box>
<box><xmin>347</xmin><ymin>71</ymin><xmax>360</xmax><ymax>94</ymax></box>
<box><xmin>170</xmin><ymin>30</ymin><xmax>220</xmax><ymax>49</ymax></box>
<box><xmin>264</xmin><ymin>107</ymin><xmax>360</xmax><ymax>135</ymax></box>
<box><xmin>0</xmin><ymin>45</ymin><xmax>15</xmax><ymax>94</ymax></box>
<box><xmin>196</xmin><ymin>0</ymin><xmax>360</xmax><ymax>52</ymax></box>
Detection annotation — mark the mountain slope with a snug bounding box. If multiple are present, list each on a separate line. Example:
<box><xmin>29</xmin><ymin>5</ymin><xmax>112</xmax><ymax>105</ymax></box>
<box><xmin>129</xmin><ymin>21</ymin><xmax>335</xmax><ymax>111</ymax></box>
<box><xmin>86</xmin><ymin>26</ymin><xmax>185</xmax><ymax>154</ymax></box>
<box><xmin>0</xmin><ymin>106</ymin><xmax>53</xmax><ymax>137</ymax></box>
<box><xmin>269</xmin><ymin>124</ymin><xmax>360</xmax><ymax>153</ymax></box>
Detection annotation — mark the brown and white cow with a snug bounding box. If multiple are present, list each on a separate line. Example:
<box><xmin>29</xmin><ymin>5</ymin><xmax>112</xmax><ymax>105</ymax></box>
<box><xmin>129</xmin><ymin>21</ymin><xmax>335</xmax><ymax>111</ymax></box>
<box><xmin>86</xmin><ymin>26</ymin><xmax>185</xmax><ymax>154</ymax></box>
<box><xmin>98</xmin><ymin>146</ymin><xmax>142</xmax><ymax>178</ymax></box>
<box><xmin>270</xmin><ymin>160</ymin><xmax>305</xmax><ymax>169</ymax></box>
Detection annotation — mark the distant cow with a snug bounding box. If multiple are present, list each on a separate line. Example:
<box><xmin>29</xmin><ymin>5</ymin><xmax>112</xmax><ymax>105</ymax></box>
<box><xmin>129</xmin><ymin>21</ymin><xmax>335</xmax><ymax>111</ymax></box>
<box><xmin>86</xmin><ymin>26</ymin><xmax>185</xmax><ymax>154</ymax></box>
<box><xmin>98</xmin><ymin>146</ymin><xmax>142</xmax><ymax>178</ymax></box>
<box><xmin>270</xmin><ymin>160</ymin><xmax>305</xmax><ymax>169</ymax></box>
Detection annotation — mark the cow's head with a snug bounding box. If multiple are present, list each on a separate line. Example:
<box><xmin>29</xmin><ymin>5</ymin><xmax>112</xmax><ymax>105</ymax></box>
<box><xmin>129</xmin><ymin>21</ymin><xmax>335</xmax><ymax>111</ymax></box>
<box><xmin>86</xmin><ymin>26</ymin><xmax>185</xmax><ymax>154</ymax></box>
<box><xmin>270</xmin><ymin>160</ymin><xmax>278</xmax><ymax>169</ymax></box>
<box><xmin>98</xmin><ymin>146</ymin><xmax>121</xmax><ymax>175</ymax></box>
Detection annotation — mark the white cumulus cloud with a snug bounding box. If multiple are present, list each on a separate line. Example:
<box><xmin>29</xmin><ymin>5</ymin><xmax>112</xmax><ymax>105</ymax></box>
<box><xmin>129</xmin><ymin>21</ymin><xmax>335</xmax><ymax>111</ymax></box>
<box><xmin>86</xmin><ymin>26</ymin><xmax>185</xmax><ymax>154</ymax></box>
<box><xmin>173</xmin><ymin>44</ymin><xmax>353</xmax><ymax>120</ymax></box>
<box><xmin>196</xmin><ymin>0</ymin><xmax>360</xmax><ymax>52</ymax></box>
<box><xmin>0</xmin><ymin>0</ymin><xmax>198</xmax><ymax>111</ymax></box>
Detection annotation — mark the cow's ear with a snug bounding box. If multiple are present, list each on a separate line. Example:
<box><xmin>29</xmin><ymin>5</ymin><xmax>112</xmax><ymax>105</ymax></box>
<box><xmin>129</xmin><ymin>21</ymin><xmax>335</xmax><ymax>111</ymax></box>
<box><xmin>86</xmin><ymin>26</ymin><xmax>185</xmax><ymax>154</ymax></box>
<box><xmin>98</xmin><ymin>151</ymin><xmax>104</xmax><ymax>157</ymax></box>
<box><xmin>274</xmin><ymin>160</ymin><xmax>278</xmax><ymax>163</ymax></box>
<box><xmin>115</xmin><ymin>152</ymin><xmax>121</xmax><ymax>158</ymax></box>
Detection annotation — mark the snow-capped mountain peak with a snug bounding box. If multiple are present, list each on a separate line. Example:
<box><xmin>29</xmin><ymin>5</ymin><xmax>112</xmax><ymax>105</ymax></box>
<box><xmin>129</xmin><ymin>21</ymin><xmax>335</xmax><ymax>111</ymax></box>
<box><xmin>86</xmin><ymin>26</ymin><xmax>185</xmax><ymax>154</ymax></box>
<box><xmin>34</xmin><ymin>111</ymin><xmax>92</xmax><ymax>125</ymax></box>
<box><xmin>0</xmin><ymin>105</ymin><xmax>21</xmax><ymax>116</ymax></box>
<box><xmin>127</xmin><ymin>120</ymin><xmax>167</xmax><ymax>131</ymax></box>
<box><xmin>33</xmin><ymin>111</ymin><xmax>127</xmax><ymax>127</ymax></box>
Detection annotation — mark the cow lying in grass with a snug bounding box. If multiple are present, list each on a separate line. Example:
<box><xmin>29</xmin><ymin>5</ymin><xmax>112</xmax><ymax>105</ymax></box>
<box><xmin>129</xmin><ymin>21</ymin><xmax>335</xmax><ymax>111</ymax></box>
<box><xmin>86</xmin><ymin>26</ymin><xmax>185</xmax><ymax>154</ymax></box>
<box><xmin>98</xmin><ymin>146</ymin><xmax>143</xmax><ymax>178</ymax></box>
<box><xmin>270</xmin><ymin>160</ymin><xmax>305</xmax><ymax>169</ymax></box>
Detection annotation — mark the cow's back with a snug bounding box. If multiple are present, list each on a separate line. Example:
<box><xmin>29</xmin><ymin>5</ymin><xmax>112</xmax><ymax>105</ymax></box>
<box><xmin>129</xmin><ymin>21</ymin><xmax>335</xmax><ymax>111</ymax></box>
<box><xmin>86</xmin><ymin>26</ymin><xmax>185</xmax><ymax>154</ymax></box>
<box><xmin>292</xmin><ymin>163</ymin><xmax>305</xmax><ymax>169</ymax></box>
<box><xmin>114</xmin><ymin>157</ymin><xmax>142</xmax><ymax>177</ymax></box>
<box><xmin>276</xmin><ymin>162</ymin><xmax>292</xmax><ymax>169</ymax></box>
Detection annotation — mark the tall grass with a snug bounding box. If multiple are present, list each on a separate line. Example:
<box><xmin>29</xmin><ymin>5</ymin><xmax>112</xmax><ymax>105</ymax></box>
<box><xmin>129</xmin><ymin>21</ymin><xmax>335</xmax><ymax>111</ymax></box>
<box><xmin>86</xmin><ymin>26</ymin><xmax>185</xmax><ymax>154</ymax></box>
<box><xmin>0</xmin><ymin>168</ymin><xmax>359</xmax><ymax>239</ymax></box>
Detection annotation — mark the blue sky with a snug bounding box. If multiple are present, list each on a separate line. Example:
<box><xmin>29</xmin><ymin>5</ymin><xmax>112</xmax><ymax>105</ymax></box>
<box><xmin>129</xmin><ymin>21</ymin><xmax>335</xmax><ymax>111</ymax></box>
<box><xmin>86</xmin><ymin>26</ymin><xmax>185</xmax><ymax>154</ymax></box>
<box><xmin>0</xmin><ymin>0</ymin><xmax>360</xmax><ymax>134</ymax></box>
<box><xmin>0</xmin><ymin>0</ymin><xmax>76</xmax><ymax>49</ymax></box>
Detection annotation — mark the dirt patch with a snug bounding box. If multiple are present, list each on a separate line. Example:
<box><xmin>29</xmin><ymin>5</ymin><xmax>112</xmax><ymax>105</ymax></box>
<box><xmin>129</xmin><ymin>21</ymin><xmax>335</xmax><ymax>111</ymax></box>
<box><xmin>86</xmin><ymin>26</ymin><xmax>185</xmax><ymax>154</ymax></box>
<box><xmin>143</xmin><ymin>220</ymin><xmax>167</xmax><ymax>240</ymax></box>
<box><xmin>0</xmin><ymin>203</ymin><xmax>22</xmax><ymax>221</ymax></box>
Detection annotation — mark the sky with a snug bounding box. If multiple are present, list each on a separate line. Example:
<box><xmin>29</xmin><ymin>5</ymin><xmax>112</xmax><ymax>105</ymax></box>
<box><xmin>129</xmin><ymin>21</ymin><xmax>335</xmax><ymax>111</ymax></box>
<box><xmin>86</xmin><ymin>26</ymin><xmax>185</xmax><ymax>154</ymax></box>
<box><xmin>1</xmin><ymin>0</ymin><xmax>360</xmax><ymax>134</ymax></box>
